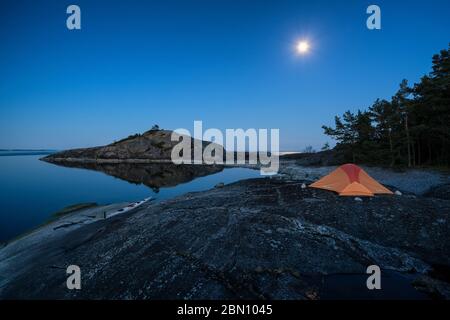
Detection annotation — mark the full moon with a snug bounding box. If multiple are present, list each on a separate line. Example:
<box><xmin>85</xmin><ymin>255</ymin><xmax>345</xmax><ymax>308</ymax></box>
<box><xmin>296</xmin><ymin>41</ymin><xmax>310</xmax><ymax>54</ymax></box>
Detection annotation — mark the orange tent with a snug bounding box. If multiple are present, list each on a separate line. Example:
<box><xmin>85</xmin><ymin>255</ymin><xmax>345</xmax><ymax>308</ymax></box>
<box><xmin>309</xmin><ymin>164</ymin><xmax>393</xmax><ymax>196</ymax></box>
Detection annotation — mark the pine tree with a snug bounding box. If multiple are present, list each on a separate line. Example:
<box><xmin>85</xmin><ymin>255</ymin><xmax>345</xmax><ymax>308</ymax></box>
<box><xmin>322</xmin><ymin>44</ymin><xmax>450</xmax><ymax>167</ymax></box>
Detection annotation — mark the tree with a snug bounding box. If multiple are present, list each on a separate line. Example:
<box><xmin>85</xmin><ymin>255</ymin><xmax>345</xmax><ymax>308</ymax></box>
<box><xmin>393</xmin><ymin>79</ymin><xmax>413</xmax><ymax>167</ymax></box>
<box><xmin>323</xmin><ymin>111</ymin><xmax>354</xmax><ymax>161</ymax></box>
<box><xmin>322</xmin><ymin>44</ymin><xmax>450</xmax><ymax>168</ymax></box>
<box><xmin>321</xmin><ymin>142</ymin><xmax>330</xmax><ymax>151</ymax></box>
<box><xmin>302</xmin><ymin>145</ymin><xmax>316</xmax><ymax>153</ymax></box>
<box><xmin>368</xmin><ymin>99</ymin><xmax>398</xmax><ymax>166</ymax></box>
<box><xmin>412</xmin><ymin>45</ymin><xmax>450</xmax><ymax>166</ymax></box>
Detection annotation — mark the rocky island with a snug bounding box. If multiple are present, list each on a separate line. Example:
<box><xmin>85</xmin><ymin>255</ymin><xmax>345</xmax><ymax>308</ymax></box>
<box><xmin>40</xmin><ymin>127</ymin><xmax>225</xmax><ymax>191</ymax></box>
<box><xmin>42</xmin><ymin>128</ymin><xmax>222</xmax><ymax>164</ymax></box>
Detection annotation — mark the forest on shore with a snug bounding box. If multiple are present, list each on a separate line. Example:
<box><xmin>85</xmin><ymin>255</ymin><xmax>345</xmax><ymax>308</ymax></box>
<box><xmin>323</xmin><ymin>45</ymin><xmax>449</xmax><ymax>168</ymax></box>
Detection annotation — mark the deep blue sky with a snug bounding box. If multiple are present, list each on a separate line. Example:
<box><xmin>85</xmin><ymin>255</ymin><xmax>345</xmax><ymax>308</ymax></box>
<box><xmin>1</xmin><ymin>0</ymin><xmax>449</xmax><ymax>150</ymax></box>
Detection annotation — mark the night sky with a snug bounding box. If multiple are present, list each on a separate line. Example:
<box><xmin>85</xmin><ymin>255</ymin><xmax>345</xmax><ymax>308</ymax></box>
<box><xmin>1</xmin><ymin>0</ymin><xmax>449</xmax><ymax>150</ymax></box>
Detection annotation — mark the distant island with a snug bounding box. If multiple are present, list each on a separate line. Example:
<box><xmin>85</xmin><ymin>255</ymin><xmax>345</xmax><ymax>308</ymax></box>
<box><xmin>41</xmin><ymin>127</ymin><xmax>221</xmax><ymax>164</ymax></box>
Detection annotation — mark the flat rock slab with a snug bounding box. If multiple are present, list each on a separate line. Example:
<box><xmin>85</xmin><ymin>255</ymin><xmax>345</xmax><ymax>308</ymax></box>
<box><xmin>0</xmin><ymin>178</ymin><xmax>449</xmax><ymax>299</ymax></box>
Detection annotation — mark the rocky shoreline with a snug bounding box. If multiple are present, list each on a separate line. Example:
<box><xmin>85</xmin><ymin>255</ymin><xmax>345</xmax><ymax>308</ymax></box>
<box><xmin>0</xmin><ymin>166</ymin><xmax>449</xmax><ymax>299</ymax></box>
<box><xmin>43</xmin><ymin>157</ymin><xmax>175</xmax><ymax>164</ymax></box>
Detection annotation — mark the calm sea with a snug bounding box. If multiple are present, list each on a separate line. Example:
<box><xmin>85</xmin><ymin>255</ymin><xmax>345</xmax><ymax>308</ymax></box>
<box><xmin>0</xmin><ymin>151</ymin><xmax>260</xmax><ymax>242</ymax></box>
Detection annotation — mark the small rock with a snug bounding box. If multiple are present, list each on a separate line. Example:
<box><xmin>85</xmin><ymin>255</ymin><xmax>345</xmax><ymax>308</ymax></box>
<box><xmin>273</xmin><ymin>268</ymin><xmax>283</xmax><ymax>274</ymax></box>
<box><xmin>215</xmin><ymin>182</ymin><xmax>225</xmax><ymax>188</ymax></box>
<box><xmin>305</xmin><ymin>290</ymin><xmax>319</xmax><ymax>300</ymax></box>
<box><xmin>395</xmin><ymin>190</ymin><xmax>402</xmax><ymax>196</ymax></box>
<box><xmin>301</xmin><ymin>183</ymin><xmax>307</xmax><ymax>189</ymax></box>
<box><xmin>354</xmin><ymin>197</ymin><xmax>363</xmax><ymax>202</ymax></box>
<box><xmin>412</xmin><ymin>276</ymin><xmax>450</xmax><ymax>299</ymax></box>
<box><xmin>254</xmin><ymin>266</ymin><xmax>263</xmax><ymax>273</ymax></box>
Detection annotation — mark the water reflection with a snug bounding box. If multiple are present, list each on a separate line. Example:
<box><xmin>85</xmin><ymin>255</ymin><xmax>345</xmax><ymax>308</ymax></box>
<box><xmin>0</xmin><ymin>155</ymin><xmax>260</xmax><ymax>242</ymax></box>
<box><xmin>42</xmin><ymin>161</ymin><xmax>224</xmax><ymax>192</ymax></box>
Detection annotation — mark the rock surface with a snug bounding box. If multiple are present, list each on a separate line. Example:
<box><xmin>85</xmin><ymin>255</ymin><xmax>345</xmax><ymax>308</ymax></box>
<box><xmin>1</xmin><ymin>178</ymin><xmax>449</xmax><ymax>299</ymax></box>
<box><xmin>424</xmin><ymin>183</ymin><xmax>450</xmax><ymax>200</ymax></box>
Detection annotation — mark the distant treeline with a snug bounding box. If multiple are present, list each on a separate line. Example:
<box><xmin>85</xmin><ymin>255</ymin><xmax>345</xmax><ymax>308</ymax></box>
<box><xmin>323</xmin><ymin>44</ymin><xmax>449</xmax><ymax>167</ymax></box>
